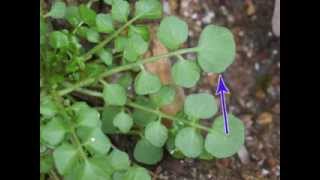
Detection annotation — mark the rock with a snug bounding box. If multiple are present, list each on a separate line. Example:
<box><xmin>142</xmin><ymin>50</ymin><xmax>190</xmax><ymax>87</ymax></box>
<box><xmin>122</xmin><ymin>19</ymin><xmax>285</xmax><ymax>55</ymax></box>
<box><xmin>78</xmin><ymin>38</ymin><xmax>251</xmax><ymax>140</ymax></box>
<box><xmin>237</xmin><ymin>145</ymin><xmax>250</xmax><ymax>164</ymax></box>
<box><xmin>272</xmin><ymin>0</ymin><xmax>280</xmax><ymax>37</ymax></box>
<box><xmin>257</xmin><ymin>112</ymin><xmax>273</xmax><ymax>125</ymax></box>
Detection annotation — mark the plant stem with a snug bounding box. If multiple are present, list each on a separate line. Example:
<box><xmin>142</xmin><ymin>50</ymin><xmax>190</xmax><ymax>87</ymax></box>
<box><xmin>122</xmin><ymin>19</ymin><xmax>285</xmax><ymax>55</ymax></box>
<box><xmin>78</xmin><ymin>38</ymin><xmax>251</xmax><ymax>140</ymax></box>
<box><xmin>76</xmin><ymin>88</ymin><xmax>104</xmax><ymax>98</ymax></box>
<box><xmin>50</xmin><ymin>170</ymin><xmax>60</xmax><ymax>180</ymax></box>
<box><xmin>81</xmin><ymin>15</ymin><xmax>142</xmax><ymax>61</ymax></box>
<box><xmin>126</xmin><ymin>102</ymin><xmax>213</xmax><ymax>133</ymax></box>
<box><xmin>70</xmin><ymin>127</ymin><xmax>88</xmax><ymax>160</ymax></box>
<box><xmin>58</xmin><ymin>47</ymin><xmax>198</xmax><ymax>96</ymax></box>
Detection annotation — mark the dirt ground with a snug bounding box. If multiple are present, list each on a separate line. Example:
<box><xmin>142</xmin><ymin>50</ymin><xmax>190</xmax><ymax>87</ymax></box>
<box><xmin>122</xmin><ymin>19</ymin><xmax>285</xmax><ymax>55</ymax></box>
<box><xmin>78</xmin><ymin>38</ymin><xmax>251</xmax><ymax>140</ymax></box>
<box><xmin>149</xmin><ymin>0</ymin><xmax>280</xmax><ymax>179</ymax></box>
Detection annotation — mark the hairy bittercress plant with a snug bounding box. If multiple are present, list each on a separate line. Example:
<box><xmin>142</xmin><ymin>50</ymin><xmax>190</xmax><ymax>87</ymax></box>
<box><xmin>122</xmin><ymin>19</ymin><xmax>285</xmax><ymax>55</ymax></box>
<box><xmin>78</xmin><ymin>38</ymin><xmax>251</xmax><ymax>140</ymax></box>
<box><xmin>40</xmin><ymin>0</ymin><xmax>245</xmax><ymax>179</ymax></box>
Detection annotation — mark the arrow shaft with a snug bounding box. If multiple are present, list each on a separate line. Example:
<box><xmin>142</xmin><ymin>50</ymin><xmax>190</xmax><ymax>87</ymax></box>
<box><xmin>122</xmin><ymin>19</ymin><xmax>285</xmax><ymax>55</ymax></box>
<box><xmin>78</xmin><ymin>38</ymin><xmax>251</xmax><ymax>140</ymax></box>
<box><xmin>219</xmin><ymin>93</ymin><xmax>229</xmax><ymax>134</ymax></box>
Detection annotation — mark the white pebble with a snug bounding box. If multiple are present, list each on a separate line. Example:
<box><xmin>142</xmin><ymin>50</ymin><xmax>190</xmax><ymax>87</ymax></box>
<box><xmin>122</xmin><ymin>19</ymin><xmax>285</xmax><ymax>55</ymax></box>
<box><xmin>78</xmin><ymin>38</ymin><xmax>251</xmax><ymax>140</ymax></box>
<box><xmin>262</xmin><ymin>169</ymin><xmax>270</xmax><ymax>176</ymax></box>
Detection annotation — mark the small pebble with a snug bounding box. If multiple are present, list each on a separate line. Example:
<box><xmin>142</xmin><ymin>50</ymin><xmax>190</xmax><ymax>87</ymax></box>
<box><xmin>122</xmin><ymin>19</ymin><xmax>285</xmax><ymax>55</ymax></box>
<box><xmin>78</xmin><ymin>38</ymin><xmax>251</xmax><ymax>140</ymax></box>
<box><xmin>261</xmin><ymin>169</ymin><xmax>270</xmax><ymax>176</ymax></box>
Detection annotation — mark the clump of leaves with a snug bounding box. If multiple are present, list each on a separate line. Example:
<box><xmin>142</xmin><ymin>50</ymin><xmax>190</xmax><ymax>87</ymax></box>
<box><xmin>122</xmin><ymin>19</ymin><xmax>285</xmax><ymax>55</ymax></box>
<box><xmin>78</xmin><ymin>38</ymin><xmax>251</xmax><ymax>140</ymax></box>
<box><xmin>40</xmin><ymin>0</ymin><xmax>244</xmax><ymax>179</ymax></box>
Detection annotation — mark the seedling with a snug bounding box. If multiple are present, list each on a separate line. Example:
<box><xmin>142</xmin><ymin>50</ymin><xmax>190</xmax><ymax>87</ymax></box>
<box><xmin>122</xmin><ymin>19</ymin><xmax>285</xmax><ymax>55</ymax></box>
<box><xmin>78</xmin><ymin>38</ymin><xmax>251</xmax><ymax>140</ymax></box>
<box><xmin>40</xmin><ymin>0</ymin><xmax>245</xmax><ymax>179</ymax></box>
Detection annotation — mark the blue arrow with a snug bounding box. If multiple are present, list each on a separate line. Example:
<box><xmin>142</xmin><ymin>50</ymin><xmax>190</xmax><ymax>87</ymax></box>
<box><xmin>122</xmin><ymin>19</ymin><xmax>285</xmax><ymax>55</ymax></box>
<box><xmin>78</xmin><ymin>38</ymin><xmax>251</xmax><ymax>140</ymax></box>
<box><xmin>216</xmin><ymin>75</ymin><xmax>230</xmax><ymax>135</ymax></box>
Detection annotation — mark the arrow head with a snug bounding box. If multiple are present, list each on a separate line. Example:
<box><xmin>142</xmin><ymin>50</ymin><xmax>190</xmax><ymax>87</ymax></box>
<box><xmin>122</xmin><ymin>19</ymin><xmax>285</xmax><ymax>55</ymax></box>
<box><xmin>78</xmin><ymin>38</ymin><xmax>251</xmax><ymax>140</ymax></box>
<box><xmin>216</xmin><ymin>75</ymin><xmax>230</xmax><ymax>95</ymax></box>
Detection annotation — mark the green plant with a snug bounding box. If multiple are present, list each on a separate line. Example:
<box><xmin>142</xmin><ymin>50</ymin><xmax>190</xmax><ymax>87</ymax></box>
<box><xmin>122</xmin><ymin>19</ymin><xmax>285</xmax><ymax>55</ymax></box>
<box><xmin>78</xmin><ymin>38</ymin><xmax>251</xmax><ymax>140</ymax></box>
<box><xmin>40</xmin><ymin>0</ymin><xmax>245</xmax><ymax>179</ymax></box>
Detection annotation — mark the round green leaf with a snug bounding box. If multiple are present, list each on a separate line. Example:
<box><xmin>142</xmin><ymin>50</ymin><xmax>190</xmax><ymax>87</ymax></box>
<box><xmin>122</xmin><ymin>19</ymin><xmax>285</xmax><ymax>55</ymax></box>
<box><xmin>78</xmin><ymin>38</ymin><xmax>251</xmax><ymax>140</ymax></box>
<box><xmin>128</xmin><ymin>25</ymin><xmax>150</xmax><ymax>41</ymax></box>
<box><xmin>78</xmin><ymin>157</ymin><xmax>112</xmax><ymax>180</ymax></box>
<box><xmin>113</xmin><ymin>111</ymin><xmax>133</xmax><ymax>133</ymax></box>
<box><xmin>76</xmin><ymin>106</ymin><xmax>101</xmax><ymax>128</ymax></box>
<box><xmin>79</xmin><ymin>4</ymin><xmax>97</xmax><ymax>26</ymax></box>
<box><xmin>205</xmin><ymin>114</ymin><xmax>245</xmax><ymax>158</ymax></box>
<box><xmin>98</xmin><ymin>49</ymin><xmax>113</xmax><ymax>66</ymax></box>
<box><xmin>117</xmin><ymin>73</ymin><xmax>133</xmax><ymax>89</ymax></box>
<box><xmin>124</xmin><ymin>167</ymin><xmax>151</xmax><ymax>180</ymax></box>
<box><xmin>109</xmin><ymin>149</ymin><xmax>130</xmax><ymax>170</ymax></box>
<box><xmin>101</xmin><ymin>106</ymin><xmax>122</xmax><ymax>133</ymax></box>
<box><xmin>103</xmin><ymin>84</ymin><xmax>127</xmax><ymax>106</ymax></box>
<box><xmin>86</xmin><ymin>28</ymin><xmax>100</xmax><ymax>43</ymax></box>
<box><xmin>157</xmin><ymin>16</ymin><xmax>188</xmax><ymax>50</ymax></box>
<box><xmin>114</xmin><ymin>36</ymin><xmax>127</xmax><ymax>52</ymax></box>
<box><xmin>145</xmin><ymin>121</ymin><xmax>168</xmax><ymax>147</ymax></box>
<box><xmin>41</xmin><ymin>117</ymin><xmax>67</xmax><ymax>146</ymax></box>
<box><xmin>96</xmin><ymin>14</ymin><xmax>114</xmax><ymax>33</ymax></box>
<box><xmin>172</xmin><ymin>60</ymin><xmax>200</xmax><ymax>88</ymax></box>
<box><xmin>197</xmin><ymin>25</ymin><xmax>236</xmax><ymax>73</ymax></box>
<box><xmin>40</xmin><ymin>155</ymin><xmax>54</xmax><ymax>173</ymax></box>
<box><xmin>103</xmin><ymin>0</ymin><xmax>112</xmax><ymax>5</ymax></box>
<box><xmin>150</xmin><ymin>86</ymin><xmax>175</xmax><ymax>107</ymax></box>
<box><xmin>40</xmin><ymin>96</ymin><xmax>58</xmax><ymax>118</ymax></box>
<box><xmin>53</xmin><ymin>143</ymin><xmax>79</xmax><ymax>175</ymax></box>
<box><xmin>47</xmin><ymin>1</ymin><xmax>66</xmax><ymax>19</ymax></box>
<box><xmin>134</xmin><ymin>70</ymin><xmax>161</xmax><ymax>95</ymax></box>
<box><xmin>132</xmin><ymin>96</ymin><xmax>158</xmax><ymax>127</ymax></box>
<box><xmin>184</xmin><ymin>93</ymin><xmax>217</xmax><ymax>119</ymax></box>
<box><xmin>77</xmin><ymin>127</ymin><xmax>112</xmax><ymax>155</ymax></box>
<box><xmin>175</xmin><ymin>127</ymin><xmax>204</xmax><ymax>158</ymax></box>
<box><xmin>124</xmin><ymin>34</ymin><xmax>148</xmax><ymax>62</ymax></box>
<box><xmin>111</xmin><ymin>0</ymin><xmax>130</xmax><ymax>23</ymax></box>
<box><xmin>135</xmin><ymin>0</ymin><xmax>162</xmax><ymax>20</ymax></box>
<box><xmin>65</xmin><ymin>6</ymin><xmax>81</xmax><ymax>26</ymax></box>
<box><xmin>49</xmin><ymin>31</ymin><xmax>69</xmax><ymax>49</ymax></box>
<box><xmin>133</xmin><ymin>138</ymin><xmax>163</xmax><ymax>165</ymax></box>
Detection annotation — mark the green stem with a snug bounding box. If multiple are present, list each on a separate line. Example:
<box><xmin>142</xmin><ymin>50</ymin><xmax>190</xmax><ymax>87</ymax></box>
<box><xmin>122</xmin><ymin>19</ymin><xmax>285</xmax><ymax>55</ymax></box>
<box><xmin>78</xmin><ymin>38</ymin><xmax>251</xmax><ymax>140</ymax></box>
<box><xmin>81</xmin><ymin>15</ymin><xmax>142</xmax><ymax>61</ymax></box>
<box><xmin>58</xmin><ymin>47</ymin><xmax>198</xmax><ymax>96</ymax></box>
<box><xmin>127</xmin><ymin>102</ymin><xmax>212</xmax><ymax>133</ymax></box>
<box><xmin>70</xmin><ymin>127</ymin><xmax>88</xmax><ymax>160</ymax></box>
<box><xmin>50</xmin><ymin>170</ymin><xmax>60</xmax><ymax>180</ymax></box>
<box><xmin>76</xmin><ymin>88</ymin><xmax>104</xmax><ymax>98</ymax></box>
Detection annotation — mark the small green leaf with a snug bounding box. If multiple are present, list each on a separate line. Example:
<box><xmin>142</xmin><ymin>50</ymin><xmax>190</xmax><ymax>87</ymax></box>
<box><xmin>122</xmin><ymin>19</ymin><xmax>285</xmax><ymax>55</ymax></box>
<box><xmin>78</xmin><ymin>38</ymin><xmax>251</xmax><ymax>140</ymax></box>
<box><xmin>205</xmin><ymin>114</ymin><xmax>245</xmax><ymax>158</ymax></box>
<box><xmin>128</xmin><ymin>25</ymin><xmax>150</xmax><ymax>41</ymax></box>
<box><xmin>86</xmin><ymin>28</ymin><xmax>100</xmax><ymax>43</ymax></box>
<box><xmin>85</xmin><ymin>64</ymin><xmax>105</xmax><ymax>78</ymax></box>
<box><xmin>77</xmin><ymin>127</ymin><xmax>112</xmax><ymax>155</ymax></box>
<box><xmin>65</xmin><ymin>6</ymin><xmax>81</xmax><ymax>26</ymax></box>
<box><xmin>114</xmin><ymin>36</ymin><xmax>127</xmax><ymax>52</ymax></box>
<box><xmin>150</xmin><ymin>86</ymin><xmax>175</xmax><ymax>107</ymax></box>
<box><xmin>103</xmin><ymin>0</ymin><xmax>112</xmax><ymax>5</ymax></box>
<box><xmin>40</xmin><ymin>155</ymin><xmax>54</xmax><ymax>173</ymax></box>
<box><xmin>76</xmin><ymin>106</ymin><xmax>101</xmax><ymax>128</ymax></box>
<box><xmin>73</xmin><ymin>156</ymin><xmax>112</xmax><ymax>180</ymax></box>
<box><xmin>113</xmin><ymin>171</ymin><xmax>126</xmax><ymax>180</ymax></box>
<box><xmin>103</xmin><ymin>84</ymin><xmax>127</xmax><ymax>106</ymax></box>
<box><xmin>41</xmin><ymin>117</ymin><xmax>67</xmax><ymax>146</ymax></box>
<box><xmin>117</xmin><ymin>73</ymin><xmax>133</xmax><ymax>89</ymax></box>
<box><xmin>134</xmin><ymin>70</ymin><xmax>161</xmax><ymax>95</ymax></box>
<box><xmin>172</xmin><ymin>60</ymin><xmax>200</xmax><ymax>88</ymax></box>
<box><xmin>133</xmin><ymin>138</ymin><xmax>163</xmax><ymax>165</ymax></box>
<box><xmin>113</xmin><ymin>111</ymin><xmax>133</xmax><ymax>133</ymax></box>
<box><xmin>47</xmin><ymin>1</ymin><xmax>66</xmax><ymax>19</ymax></box>
<box><xmin>135</xmin><ymin>0</ymin><xmax>162</xmax><ymax>20</ymax></box>
<box><xmin>79</xmin><ymin>4</ymin><xmax>97</xmax><ymax>26</ymax></box>
<box><xmin>145</xmin><ymin>121</ymin><xmax>168</xmax><ymax>147</ymax></box>
<box><xmin>98</xmin><ymin>49</ymin><xmax>113</xmax><ymax>66</ymax></box>
<box><xmin>157</xmin><ymin>16</ymin><xmax>188</xmax><ymax>50</ymax></box>
<box><xmin>197</xmin><ymin>25</ymin><xmax>236</xmax><ymax>73</ymax></box>
<box><xmin>101</xmin><ymin>106</ymin><xmax>122</xmax><ymax>133</ymax></box>
<box><xmin>184</xmin><ymin>93</ymin><xmax>217</xmax><ymax>119</ymax></box>
<box><xmin>40</xmin><ymin>16</ymin><xmax>47</xmax><ymax>45</ymax></box>
<box><xmin>109</xmin><ymin>149</ymin><xmax>130</xmax><ymax>170</ymax></box>
<box><xmin>111</xmin><ymin>0</ymin><xmax>130</xmax><ymax>23</ymax></box>
<box><xmin>53</xmin><ymin>143</ymin><xmax>79</xmax><ymax>175</ymax></box>
<box><xmin>40</xmin><ymin>96</ymin><xmax>58</xmax><ymax>118</ymax></box>
<box><xmin>124</xmin><ymin>166</ymin><xmax>151</xmax><ymax>180</ymax></box>
<box><xmin>132</xmin><ymin>96</ymin><xmax>158</xmax><ymax>127</ymax></box>
<box><xmin>124</xmin><ymin>34</ymin><xmax>148</xmax><ymax>62</ymax></box>
<box><xmin>96</xmin><ymin>14</ymin><xmax>114</xmax><ymax>33</ymax></box>
<box><xmin>49</xmin><ymin>31</ymin><xmax>69</xmax><ymax>49</ymax></box>
<box><xmin>175</xmin><ymin>127</ymin><xmax>204</xmax><ymax>158</ymax></box>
